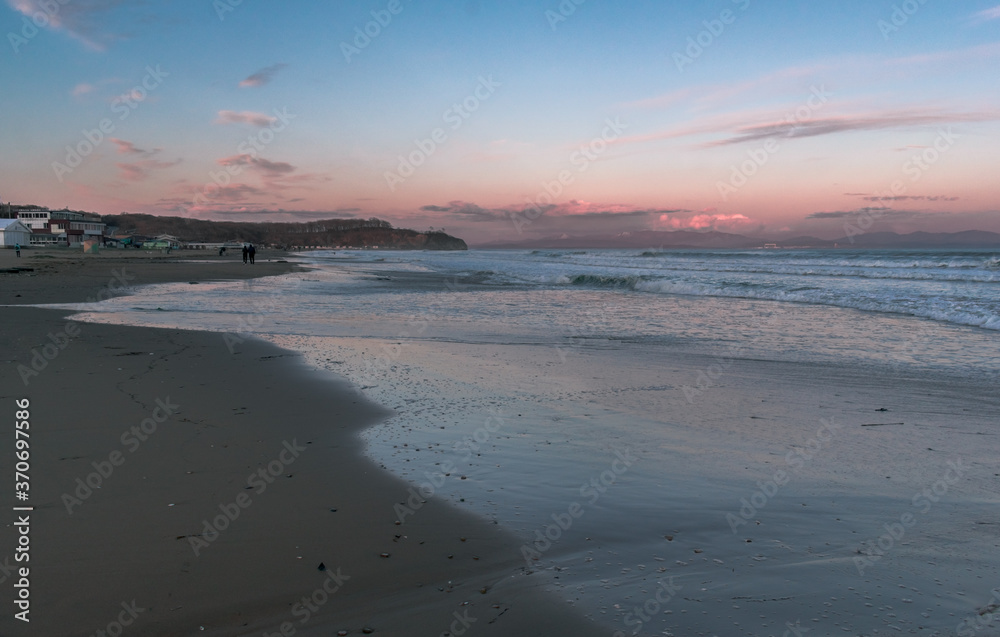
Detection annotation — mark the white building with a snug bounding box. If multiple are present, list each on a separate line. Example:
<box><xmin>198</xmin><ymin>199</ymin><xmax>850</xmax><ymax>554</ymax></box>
<box><xmin>15</xmin><ymin>208</ymin><xmax>56</xmax><ymax>230</ymax></box>
<box><xmin>16</xmin><ymin>208</ymin><xmax>105</xmax><ymax>246</ymax></box>
<box><xmin>0</xmin><ymin>219</ymin><xmax>31</xmax><ymax>247</ymax></box>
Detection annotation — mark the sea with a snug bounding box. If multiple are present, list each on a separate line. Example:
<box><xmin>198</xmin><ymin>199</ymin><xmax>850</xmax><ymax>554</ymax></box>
<box><xmin>49</xmin><ymin>247</ymin><xmax>1000</xmax><ymax>636</ymax></box>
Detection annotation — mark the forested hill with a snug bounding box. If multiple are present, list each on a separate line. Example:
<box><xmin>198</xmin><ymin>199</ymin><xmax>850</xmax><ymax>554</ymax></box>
<box><xmin>103</xmin><ymin>214</ymin><xmax>467</xmax><ymax>250</ymax></box>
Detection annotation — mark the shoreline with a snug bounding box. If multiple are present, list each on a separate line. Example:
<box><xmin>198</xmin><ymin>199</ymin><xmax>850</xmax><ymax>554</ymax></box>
<box><xmin>4</xmin><ymin>248</ymin><xmax>998</xmax><ymax>636</ymax></box>
<box><xmin>0</xmin><ymin>250</ymin><xmax>608</xmax><ymax>636</ymax></box>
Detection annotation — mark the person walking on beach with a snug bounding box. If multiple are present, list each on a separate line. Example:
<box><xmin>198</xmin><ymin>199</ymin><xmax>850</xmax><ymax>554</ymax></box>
<box><xmin>242</xmin><ymin>244</ymin><xmax>248</xmax><ymax>264</ymax></box>
<box><xmin>14</xmin><ymin>243</ymin><xmax>20</xmax><ymax>257</ymax></box>
<box><xmin>248</xmin><ymin>243</ymin><xmax>256</xmax><ymax>264</ymax></box>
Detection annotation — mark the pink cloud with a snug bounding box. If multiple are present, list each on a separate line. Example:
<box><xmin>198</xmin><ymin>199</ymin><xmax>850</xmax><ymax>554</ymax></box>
<box><xmin>199</xmin><ymin>183</ymin><xmax>264</xmax><ymax>202</ymax></box>
<box><xmin>238</xmin><ymin>63</ymin><xmax>288</xmax><ymax>88</ymax></box>
<box><xmin>215</xmin><ymin>110</ymin><xmax>277</xmax><ymax>127</ymax></box>
<box><xmin>665</xmin><ymin>213</ymin><xmax>754</xmax><ymax>231</ymax></box>
<box><xmin>110</xmin><ymin>138</ymin><xmax>158</xmax><ymax>155</ymax></box>
<box><xmin>7</xmin><ymin>0</ymin><xmax>125</xmax><ymax>50</ymax></box>
<box><xmin>217</xmin><ymin>154</ymin><xmax>297</xmax><ymax>179</ymax></box>
<box><xmin>115</xmin><ymin>159</ymin><xmax>180</xmax><ymax>181</ymax></box>
<box><xmin>71</xmin><ymin>83</ymin><xmax>96</xmax><ymax>97</ymax></box>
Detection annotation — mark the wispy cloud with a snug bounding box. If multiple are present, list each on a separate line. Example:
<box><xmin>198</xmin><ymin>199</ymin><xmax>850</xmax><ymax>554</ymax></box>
<box><xmin>707</xmin><ymin>110</ymin><xmax>1000</xmax><ymax>147</ymax></box>
<box><xmin>804</xmin><ymin>207</ymin><xmax>920</xmax><ymax>220</ymax></box>
<box><xmin>200</xmin><ymin>183</ymin><xmax>264</xmax><ymax>203</ymax></box>
<box><xmin>969</xmin><ymin>4</ymin><xmax>1000</xmax><ymax>24</ymax></box>
<box><xmin>70</xmin><ymin>76</ymin><xmax>124</xmax><ymax>99</ymax></box>
<box><xmin>218</xmin><ymin>154</ymin><xmax>296</xmax><ymax>176</ymax></box>
<box><xmin>612</xmin><ymin>107</ymin><xmax>1000</xmax><ymax>150</ymax></box>
<box><xmin>71</xmin><ymin>83</ymin><xmax>96</xmax><ymax>97</ymax></box>
<box><xmin>110</xmin><ymin>138</ymin><xmax>159</xmax><ymax>155</ymax></box>
<box><xmin>620</xmin><ymin>63</ymin><xmax>834</xmax><ymax>112</ymax></box>
<box><xmin>206</xmin><ymin>209</ymin><xmax>362</xmax><ymax>220</ymax></box>
<box><xmin>857</xmin><ymin>195</ymin><xmax>960</xmax><ymax>203</ymax></box>
<box><xmin>215</xmin><ymin>110</ymin><xmax>278</xmax><ymax>127</ymax></box>
<box><xmin>116</xmin><ymin>158</ymin><xmax>180</xmax><ymax>182</ymax></box>
<box><xmin>238</xmin><ymin>63</ymin><xmax>288</xmax><ymax>88</ymax></box>
<box><xmin>887</xmin><ymin>41</ymin><xmax>1000</xmax><ymax>66</ymax></box>
<box><xmin>7</xmin><ymin>0</ymin><xmax>133</xmax><ymax>50</ymax></box>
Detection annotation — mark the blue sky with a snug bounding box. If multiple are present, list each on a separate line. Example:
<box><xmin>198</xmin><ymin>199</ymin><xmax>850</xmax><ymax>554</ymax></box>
<box><xmin>2</xmin><ymin>0</ymin><xmax>999</xmax><ymax>243</ymax></box>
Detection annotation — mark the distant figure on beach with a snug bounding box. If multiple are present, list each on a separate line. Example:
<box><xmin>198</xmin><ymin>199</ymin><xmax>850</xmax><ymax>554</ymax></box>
<box><xmin>248</xmin><ymin>243</ymin><xmax>256</xmax><ymax>264</ymax></box>
<box><xmin>14</xmin><ymin>243</ymin><xmax>20</xmax><ymax>257</ymax></box>
<box><xmin>242</xmin><ymin>244</ymin><xmax>248</xmax><ymax>264</ymax></box>
<box><xmin>219</xmin><ymin>246</ymin><xmax>226</xmax><ymax>257</ymax></box>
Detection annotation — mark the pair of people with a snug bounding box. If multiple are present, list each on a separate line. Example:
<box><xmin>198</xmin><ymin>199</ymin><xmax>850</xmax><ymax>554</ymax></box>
<box><xmin>241</xmin><ymin>243</ymin><xmax>256</xmax><ymax>264</ymax></box>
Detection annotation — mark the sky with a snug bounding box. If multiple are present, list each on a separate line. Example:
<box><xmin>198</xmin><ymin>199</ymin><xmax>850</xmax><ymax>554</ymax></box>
<box><xmin>1</xmin><ymin>0</ymin><xmax>999</xmax><ymax>245</ymax></box>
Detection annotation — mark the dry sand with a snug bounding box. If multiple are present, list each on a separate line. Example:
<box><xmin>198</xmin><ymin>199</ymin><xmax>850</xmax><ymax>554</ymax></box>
<box><xmin>0</xmin><ymin>249</ymin><xmax>607</xmax><ymax>636</ymax></box>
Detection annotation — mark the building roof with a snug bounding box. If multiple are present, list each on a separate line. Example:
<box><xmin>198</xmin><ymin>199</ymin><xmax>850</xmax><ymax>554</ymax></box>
<box><xmin>0</xmin><ymin>219</ymin><xmax>29</xmax><ymax>231</ymax></box>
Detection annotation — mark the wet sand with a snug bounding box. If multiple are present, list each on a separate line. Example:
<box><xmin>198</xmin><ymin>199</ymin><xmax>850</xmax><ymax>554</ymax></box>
<box><xmin>0</xmin><ymin>249</ymin><xmax>606</xmax><ymax>636</ymax></box>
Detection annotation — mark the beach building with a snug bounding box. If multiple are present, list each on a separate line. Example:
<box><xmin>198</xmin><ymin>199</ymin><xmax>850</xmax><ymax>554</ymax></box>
<box><xmin>0</xmin><ymin>219</ymin><xmax>31</xmax><ymax>247</ymax></box>
<box><xmin>153</xmin><ymin>234</ymin><xmax>184</xmax><ymax>248</ymax></box>
<box><xmin>16</xmin><ymin>207</ymin><xmax>106</xmax><ymax>246</ymax></box>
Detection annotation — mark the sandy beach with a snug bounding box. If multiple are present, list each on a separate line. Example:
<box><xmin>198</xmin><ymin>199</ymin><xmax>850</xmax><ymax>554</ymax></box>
<box><xmin>3</xmin><ymin>247</ymin><xmax>999</xmax><ymax>637</ymax></box>
<box><xmin>0</xmin><ymin>249</ymin><xmax>607</xmax><ymax>636</ymax></box>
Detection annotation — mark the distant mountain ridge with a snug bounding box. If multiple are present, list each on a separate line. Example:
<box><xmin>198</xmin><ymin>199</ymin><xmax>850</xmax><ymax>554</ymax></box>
<box><xmin>475</xmin><ymin>229</ymin><xmax>1000</xmax><ymax>250</ymax></box>
<box><xmin>104</xmin><ymin>214</ymin><xmax>468</xmax><ymax>250</ymax></box>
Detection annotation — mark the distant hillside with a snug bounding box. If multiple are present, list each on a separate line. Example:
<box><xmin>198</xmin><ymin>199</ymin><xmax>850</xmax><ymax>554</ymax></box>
<box><xmin>835</xmin><ymin>230</ymin><xmax>1000</xmax><ymax>248</ymax></box>
<box><xmin>476</xmin><ymin>230</ymin><xmax>766</xmax><ymax>250</ymax></box>
<box><xmin>104</xmin><ymin>214</ymin><xmax>467</xmax><ymax>250</ymax></box>
<box><xmin>475</xmin><ymin>229</ymin><xmax>1000</xmax><ymax>250</ymax></box>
